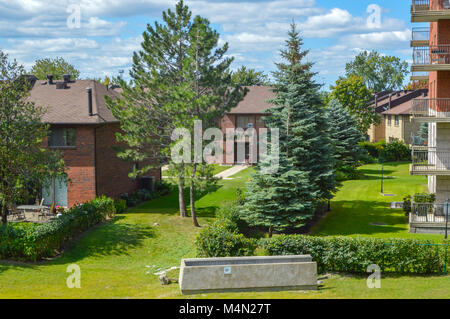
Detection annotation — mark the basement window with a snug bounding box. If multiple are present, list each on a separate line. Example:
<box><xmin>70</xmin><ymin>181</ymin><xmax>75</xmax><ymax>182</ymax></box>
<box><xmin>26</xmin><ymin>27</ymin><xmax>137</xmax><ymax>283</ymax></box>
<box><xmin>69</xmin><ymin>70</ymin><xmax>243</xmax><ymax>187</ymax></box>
<box><xmin>49</xmin><ymin>128</ymin><xmax>76</xmax><ymax>148</ymax></box>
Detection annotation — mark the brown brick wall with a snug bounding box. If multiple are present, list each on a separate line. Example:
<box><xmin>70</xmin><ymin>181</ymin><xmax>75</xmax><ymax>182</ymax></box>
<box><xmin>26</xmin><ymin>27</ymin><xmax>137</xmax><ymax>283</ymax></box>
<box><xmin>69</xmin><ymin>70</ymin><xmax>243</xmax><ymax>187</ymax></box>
<box><xmin>54</xmin><ymin>126</ymin><xmax>97</xmax><ymax>207</ymax></box>
<box><xmin>95</xmin><ymin>123</ymin><xmax>161</xmax><ymax>200</ymax></box>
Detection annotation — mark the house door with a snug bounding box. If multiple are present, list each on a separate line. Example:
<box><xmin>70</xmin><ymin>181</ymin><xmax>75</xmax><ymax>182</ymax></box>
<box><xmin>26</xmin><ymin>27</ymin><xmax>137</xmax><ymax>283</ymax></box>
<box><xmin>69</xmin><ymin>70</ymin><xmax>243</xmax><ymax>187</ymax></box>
<box><xmin>42</xmin><ymin>176</ymin><xmax>68</xmax><ymax>207</ymax></box>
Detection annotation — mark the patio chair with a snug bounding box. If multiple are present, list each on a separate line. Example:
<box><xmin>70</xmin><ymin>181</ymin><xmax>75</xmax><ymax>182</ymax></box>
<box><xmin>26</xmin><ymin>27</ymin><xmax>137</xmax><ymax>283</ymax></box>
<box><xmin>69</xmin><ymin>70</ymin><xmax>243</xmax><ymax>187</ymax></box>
<box><xmin>8</xmin><ymin>204</ymin><xmax>25</xmax><ymax>221</ymax></box>
<box><xmin>38</xmin><ymin>202</ymin><xmax>54</xmax><ymax>221</ymax></box>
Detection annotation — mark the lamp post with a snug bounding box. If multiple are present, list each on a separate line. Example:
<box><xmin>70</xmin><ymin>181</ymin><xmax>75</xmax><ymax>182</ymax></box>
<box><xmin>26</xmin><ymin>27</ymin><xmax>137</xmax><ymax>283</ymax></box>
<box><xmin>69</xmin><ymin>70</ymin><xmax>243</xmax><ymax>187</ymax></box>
<box><xmin>380</xmin><ymin>164</ymin><xmax>384</xmax><ymax>194</ymax></box>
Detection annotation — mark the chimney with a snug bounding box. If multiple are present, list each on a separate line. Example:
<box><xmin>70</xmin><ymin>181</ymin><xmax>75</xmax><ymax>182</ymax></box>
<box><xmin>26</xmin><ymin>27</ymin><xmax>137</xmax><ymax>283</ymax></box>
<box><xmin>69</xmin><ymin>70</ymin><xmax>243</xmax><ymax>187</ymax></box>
<box><xmin>56</xmin><ymin>82</ymin><xmax>67</xmax><ymax>89</ymax></box>
<box><xmin>47</xmin><ymin>74</ymin><xmax>54</xmax><ymax>85</ymax></box>
<box><xmin>87</xmin><ymin>87</ymin><xmax>93</xmax><ymax>116</ymax></box>
<box><xmin>396</xmin><ymin>91</ymin><xmax>400</xmax><ymax>97</ymax></box>
<box><xmin>63</xmin><ymin>74</ymin><xmax>71</xmax><ymax>83</ymax></box>
<box><xmin>389</xmin><ymin>93</ymin><xmax>393</xmax><ymax>109</ymax></box>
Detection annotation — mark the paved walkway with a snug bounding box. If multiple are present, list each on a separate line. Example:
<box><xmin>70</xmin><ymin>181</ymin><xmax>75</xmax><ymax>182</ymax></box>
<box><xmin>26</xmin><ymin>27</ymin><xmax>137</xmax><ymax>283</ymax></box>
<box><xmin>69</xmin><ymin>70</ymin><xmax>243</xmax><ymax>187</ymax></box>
<box><xmin>215</xmin><ymin>164</ymin><xmax>248</xmax><ymax>179</ymax></box>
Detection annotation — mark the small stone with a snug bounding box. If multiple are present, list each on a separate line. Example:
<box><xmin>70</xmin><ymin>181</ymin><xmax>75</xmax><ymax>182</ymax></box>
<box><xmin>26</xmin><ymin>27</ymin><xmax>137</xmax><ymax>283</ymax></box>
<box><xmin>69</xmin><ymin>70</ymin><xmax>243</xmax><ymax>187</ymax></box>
<box><xmin>153</xmin><ymin>223</ymin><xmax>160</xmax><ymax>227</ymax></box>
<box><xmin>159</xmin><ymin>274</ymin><xmax>170</xmax><ymax>285</ymax></box>
<box><xmin>317</xmin><ymin>280</ymin><xmax>323</xmax><ymax>285</ymax></box>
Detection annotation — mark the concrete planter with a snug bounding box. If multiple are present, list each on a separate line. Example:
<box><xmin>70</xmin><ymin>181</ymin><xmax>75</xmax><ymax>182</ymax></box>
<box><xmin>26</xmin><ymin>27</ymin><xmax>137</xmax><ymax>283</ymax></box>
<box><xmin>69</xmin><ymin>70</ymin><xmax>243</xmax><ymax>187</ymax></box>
<box><xmin>179</xmin><ymin>255</ymin><xmax>317</xmax><ymax>294</ymax></box>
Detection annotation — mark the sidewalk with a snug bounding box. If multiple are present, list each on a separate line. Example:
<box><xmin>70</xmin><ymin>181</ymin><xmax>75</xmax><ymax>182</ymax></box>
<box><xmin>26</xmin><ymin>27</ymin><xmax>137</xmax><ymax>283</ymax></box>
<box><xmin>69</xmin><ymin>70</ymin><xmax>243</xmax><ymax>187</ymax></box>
<box><xmin>215</xmin><ymin>165</ymin><xmax>248</xmax><ymax>179</ymax></box>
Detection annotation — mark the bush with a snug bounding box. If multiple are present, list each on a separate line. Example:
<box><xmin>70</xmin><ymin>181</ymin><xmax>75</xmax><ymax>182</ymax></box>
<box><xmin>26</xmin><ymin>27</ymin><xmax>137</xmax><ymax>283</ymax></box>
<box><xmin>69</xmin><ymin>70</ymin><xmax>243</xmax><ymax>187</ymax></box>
<box><xmin>0</xmin><ymin>196</ymin><xmax>115</xmax><ymax>261</ymax></box>
<box><xmin>115</xmin><ymin>199</ymin><xmax>127</xmax><ymax>214</ymax></box>
<box><xmin>196</xmin><ymin>226</ymin><xmax>257</xmax><ymax>258</ymax></box>
<box><xmin>261</xmin><ymin>235</ymin><xmax>447</xmax><ymax>274</ymax></box>
<box><xmin>120</xmin><ymin>182</ymin><xmax>171</xmax><ymax>208</ymax></box>
<box><xmin>381</xmin><ymin>140</ymin><xmax>410</xmax><ymax>162</ymax></box>
<box><xmin>359</xmin><ymin>140</ymin><xmax>386</xmax><ymax>158</ymax></box>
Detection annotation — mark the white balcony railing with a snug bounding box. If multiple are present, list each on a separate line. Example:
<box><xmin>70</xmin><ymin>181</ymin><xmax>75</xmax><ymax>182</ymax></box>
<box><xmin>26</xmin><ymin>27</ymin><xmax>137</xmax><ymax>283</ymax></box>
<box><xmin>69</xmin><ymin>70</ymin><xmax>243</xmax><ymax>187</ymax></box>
<box><xmin>411</xmin><ymin>147</ymin><xmax>450</xmax><ymax>174</ymax></box>
<box><xmin>411</xmin><ymin>202</ymin><xmax>450</xmax><ymax>223</ymax></box>
<box><xmin>412</xmin><ymin>27</ymin><xmax>430</xmax><ymax>42</ymax></box>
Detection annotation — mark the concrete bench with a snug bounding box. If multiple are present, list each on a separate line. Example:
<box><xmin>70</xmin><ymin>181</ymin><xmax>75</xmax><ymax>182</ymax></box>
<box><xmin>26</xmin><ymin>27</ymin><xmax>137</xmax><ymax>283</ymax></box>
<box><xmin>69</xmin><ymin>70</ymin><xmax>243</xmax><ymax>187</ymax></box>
<box><xmin>179</xmin><ymin>255</ymin><xmax>317</xmax><ymax>294</ymax></box>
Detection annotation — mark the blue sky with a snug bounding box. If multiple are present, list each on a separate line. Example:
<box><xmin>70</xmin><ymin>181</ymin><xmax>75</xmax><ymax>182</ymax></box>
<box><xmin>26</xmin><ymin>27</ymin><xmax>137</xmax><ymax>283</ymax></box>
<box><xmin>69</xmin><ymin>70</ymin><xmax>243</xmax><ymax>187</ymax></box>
<box><xmin>0</xmin><ymin>0</ymin><xmax>421</xmax><ymax>89</ymax></box>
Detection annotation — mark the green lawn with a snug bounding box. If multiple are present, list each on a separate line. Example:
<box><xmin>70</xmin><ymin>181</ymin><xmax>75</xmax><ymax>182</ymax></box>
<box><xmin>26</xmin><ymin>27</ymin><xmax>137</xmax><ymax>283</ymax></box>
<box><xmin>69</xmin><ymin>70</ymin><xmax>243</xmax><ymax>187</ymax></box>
<box><xmin>311</xmin><ymin>162</ymin><xmax>444</xmax><ymax>242</ymax></box>
<box><xmin>0</xmin><ymin>164</ymin><xmax>449</xmax><ymax>299</ymax></box>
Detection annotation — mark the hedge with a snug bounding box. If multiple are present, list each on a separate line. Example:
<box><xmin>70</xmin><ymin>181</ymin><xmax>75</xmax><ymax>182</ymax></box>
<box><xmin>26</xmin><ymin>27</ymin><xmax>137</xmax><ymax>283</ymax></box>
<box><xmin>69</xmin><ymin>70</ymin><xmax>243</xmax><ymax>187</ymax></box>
<box><xmin>261</xmin><ymin>235</ymin><xmax>448</xmax><ymax>275</ymax></box>
<box><xmin>0</xmin><ymin>196</ymin><xmax>115</xmax><ymax>261</ymax></box>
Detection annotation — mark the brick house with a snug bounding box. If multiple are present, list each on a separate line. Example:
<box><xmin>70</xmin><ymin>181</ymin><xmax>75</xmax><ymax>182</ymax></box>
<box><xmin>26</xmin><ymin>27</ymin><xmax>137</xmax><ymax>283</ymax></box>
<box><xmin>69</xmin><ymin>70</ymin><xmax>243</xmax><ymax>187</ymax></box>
<box><xmin>367</xmin><ymin>89</ymin><xmax>428</xmax><ymax>144</ymax></box>
<box><xmin>27</xmin><ymin>75</ymin><xmax>161</xmax><ymax>207</ymax></box>
<box><xmin>220</xmin><ymin>86</ymin><xmax>275</xmax><ymax>164</ymax></box>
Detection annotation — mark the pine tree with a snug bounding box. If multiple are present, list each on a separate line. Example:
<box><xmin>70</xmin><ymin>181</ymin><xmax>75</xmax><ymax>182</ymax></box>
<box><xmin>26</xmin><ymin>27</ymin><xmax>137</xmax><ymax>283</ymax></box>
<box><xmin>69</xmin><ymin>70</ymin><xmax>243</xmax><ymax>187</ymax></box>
<box><xmin>326</xmin><ymin>99</ymin><xmax>364</xmax><ymax>178</ymax></box>
<box><xmin>106</xmin><ymin>1</ymin><xmax>245</xmax><ymax>223</ymax></box>
<box><xmin>241</xmin><ymin>24</ymin><xmax>336</xmax><ymax>235</ymax></box>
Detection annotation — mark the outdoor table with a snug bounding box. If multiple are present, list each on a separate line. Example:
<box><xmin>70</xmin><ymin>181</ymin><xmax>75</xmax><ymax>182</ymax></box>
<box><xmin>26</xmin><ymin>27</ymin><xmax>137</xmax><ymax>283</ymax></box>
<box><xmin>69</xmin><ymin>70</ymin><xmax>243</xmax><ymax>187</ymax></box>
<box><xmin>17</xmin><ymin>205</ymin><xmax>46</xmax><ymax>212</ymax></box>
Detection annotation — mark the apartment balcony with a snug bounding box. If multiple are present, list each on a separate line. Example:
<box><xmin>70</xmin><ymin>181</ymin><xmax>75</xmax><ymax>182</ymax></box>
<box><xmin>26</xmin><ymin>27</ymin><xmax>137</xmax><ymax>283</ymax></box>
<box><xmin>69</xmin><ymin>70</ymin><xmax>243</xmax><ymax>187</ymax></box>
<box><xmin>410</xmin><ymin>71</ymin><xmax>429</xmax><ymax>82</ymax></box>
<box><xmin>412</xmin><ymin>0</ymin><xmax>450</xmax><ymax>22</ymax></box>
<box><xmin>410</xmin><ymin>146</ymin><xmax>450</xmax><ymax>175</ymax></box>
<box><xmin>411</xmin><ymin>27</ymin><xmax>429</xmax><ymax>47</ymax></box>
<box><xmin>411</xmin><ymin>98</ymin><xmax>450</xmax><ymax>122</ymax></box>
<box><xmin>410</xmin><ymin>202</ymin><xmax>449</xmax><ymax>234</ymax></box>
<box><xmin>412</xmin><ymin>45</ymin><xmax>450</xmax><ymax>72</ymax></box>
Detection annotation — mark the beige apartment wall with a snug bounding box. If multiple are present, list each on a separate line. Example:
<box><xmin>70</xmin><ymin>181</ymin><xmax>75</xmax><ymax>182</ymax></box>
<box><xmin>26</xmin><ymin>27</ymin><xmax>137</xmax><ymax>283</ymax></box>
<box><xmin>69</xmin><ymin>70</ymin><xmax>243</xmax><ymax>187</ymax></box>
<box><xmin>385</xmin><ymin>115</ymin><xmax>404</xmax><ymax>142</ymax></box>
<box><xmin>367</xmin><ymin>120</ymin><xmax>385</xmax><ymax>142</ymax></box>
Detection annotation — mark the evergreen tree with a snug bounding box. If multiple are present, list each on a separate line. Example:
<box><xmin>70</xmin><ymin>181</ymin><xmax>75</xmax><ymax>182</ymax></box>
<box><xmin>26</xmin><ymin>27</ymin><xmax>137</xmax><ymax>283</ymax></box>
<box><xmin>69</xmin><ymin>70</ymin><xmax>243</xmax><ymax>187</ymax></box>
<box><xmin>106</xmin><ymin>1</ymin><xmax>245</xmax><ymax>223</ymax></box>
<box><xmin>241</xmin><ymin>24</ymin><xmax>336</xmax><ymax>235</ymax></box>
<box><xmin>326</xmin><ymin>99</ymin><xmax>364</xmax><ymax>177</ymax></box>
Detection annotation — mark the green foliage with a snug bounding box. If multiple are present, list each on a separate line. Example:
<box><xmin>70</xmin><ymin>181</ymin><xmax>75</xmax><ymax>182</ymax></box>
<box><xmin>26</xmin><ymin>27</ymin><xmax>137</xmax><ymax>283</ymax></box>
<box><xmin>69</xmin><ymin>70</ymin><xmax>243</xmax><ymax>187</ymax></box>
<box><xmin>329</xmin><ymin>75</ymin><xmax>379</xmax><ymax>134</ymax></box>
<box><xmin>262</xmin><ymin>235</ymin><xmax>447</xmax><ymax>274</ymax></box>
<box><xmin>30</xmin><ymin>57</ymin><xmax>80</xmax><ymax>80</ymax></box>
<box><xmin>195</xmin><ymin>225</ymin><xmax>257</xmax><ymax>257</ymax></box>
<box><xmin>0</xmin><ymin>51</ymin><xmax>66</xmax><ymax>224</ymax></box>
<box><xmin>120</xmin><ymin>183</ymin><xmax>171</xmax><ymax>207</ymax></box>
<box><xmin>345</xmin><ymin>50</ymin><xmax>409</xmax><ymax>92</ymax></box>
<box><xmin>230</xmin><ymin>66</ymin><xmax>270</xmax><ymax>86</ymax></box>
<box><xmin>381</xmin><ymin>140</ymin><xmax>410</xmax><ymax>162</ymax></box>
<box><xmin>241</xmin><ymin>24</ymin><xmax>336</xmax><ymax>234</ymax></box>
<box><xmin>114</xmin><ymin>199</ymin><xmax>127</xmax><ymax>214</ymax></box>
<box><xmin>326</xmin><ymin>99</ymin><xmax>365</xmax><ymax>179</ymax></box>
<box><xmin>359</xmin><ymin>140</ymin><xmax>386</xmax><ymax>158</ymax></box>
<box><xmin>0</xmin><ymin>196</ymin><xmax>115</xmax><ymax>261</ymax></box>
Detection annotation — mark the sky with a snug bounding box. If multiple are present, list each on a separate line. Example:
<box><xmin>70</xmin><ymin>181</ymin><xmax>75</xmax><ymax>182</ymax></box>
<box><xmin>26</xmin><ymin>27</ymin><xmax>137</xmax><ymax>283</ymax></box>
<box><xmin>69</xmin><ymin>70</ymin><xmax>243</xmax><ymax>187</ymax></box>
<box><xmin>0</xmin><ymin>0</ymin><xmax>422</xmax><ymax>89</ymax></box>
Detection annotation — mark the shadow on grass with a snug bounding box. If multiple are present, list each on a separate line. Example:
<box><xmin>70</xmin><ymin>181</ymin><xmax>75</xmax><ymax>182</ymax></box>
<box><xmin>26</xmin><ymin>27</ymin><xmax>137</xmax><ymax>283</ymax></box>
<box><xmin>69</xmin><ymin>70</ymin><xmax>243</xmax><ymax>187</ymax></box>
<box><xmin>53</xmin><ymin>216</ymin><xmax>156</xmax><ymax>262</ymax></box>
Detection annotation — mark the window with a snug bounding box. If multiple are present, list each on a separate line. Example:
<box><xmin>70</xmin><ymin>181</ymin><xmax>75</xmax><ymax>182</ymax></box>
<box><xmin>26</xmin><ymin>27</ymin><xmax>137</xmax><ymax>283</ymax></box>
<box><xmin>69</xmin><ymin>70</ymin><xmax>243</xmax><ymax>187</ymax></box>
<box><xmin>395</xmin><ymin>116</ymin><xmax>400</xmax><ymax>126</ymax></box>
<box><xmin>388</xmin><ymin>115</ymin><xmax>392</xmax><ymax>126</ymax></box>
<box><xmin>49</xmin><ymin>128</ymin><xmax>76</xmax><ymax>147</ymax></box>
<box><xmin>42</xmin><ymin>176</ymin><xmax>68</xmax><ymax>207</ymax></box>
<box><xmin>236</xmin><ymin>116</ymin><xmax>250</xmax><ymax>129</ymax></box>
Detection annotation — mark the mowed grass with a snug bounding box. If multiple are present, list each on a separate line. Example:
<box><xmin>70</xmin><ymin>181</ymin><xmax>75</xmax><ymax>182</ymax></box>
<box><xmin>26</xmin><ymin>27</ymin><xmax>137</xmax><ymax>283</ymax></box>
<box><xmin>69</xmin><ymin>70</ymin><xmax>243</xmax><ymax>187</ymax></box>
<box><xmin>311</xmin><ymin>162</ymin><xmax>445</xmax><ymax>242</ymax></box>
<box><xmin>0</xmin><ymin>164</ymin><xmax>449</xmax><ymax>299</ymax></box>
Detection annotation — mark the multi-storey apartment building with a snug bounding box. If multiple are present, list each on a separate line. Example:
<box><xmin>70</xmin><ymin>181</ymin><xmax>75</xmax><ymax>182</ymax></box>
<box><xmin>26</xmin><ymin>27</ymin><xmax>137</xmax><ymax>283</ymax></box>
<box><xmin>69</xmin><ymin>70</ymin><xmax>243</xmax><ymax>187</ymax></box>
<box><xmin>410</xmin><ymin>0</ymin><xmax>450</xmax><ymax>233</ymax></box>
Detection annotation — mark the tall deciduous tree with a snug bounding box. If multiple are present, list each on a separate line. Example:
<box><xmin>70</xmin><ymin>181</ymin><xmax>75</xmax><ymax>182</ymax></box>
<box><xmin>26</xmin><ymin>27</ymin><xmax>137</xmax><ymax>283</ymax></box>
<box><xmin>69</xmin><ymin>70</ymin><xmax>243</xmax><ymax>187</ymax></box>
<box><xmin>0</xmin><ymin>51</ymin><xmax>65</xmax><ymax>225</ymax></box>
<box><xmin>106</xmin><ymin>1</ymin><xmax>245</xmax><ymax>224</ymax></box>
<box><xmin>345</xmin><ymin>51</ymin><xmax>409</xmax><ymax>92</ymax></box>
<box><xmin>242</xmin><ymin>24</ymin><xmax>336</xmax><ymax>236</ymax></box>
<box><xmin>329</xmin><ymin>75</ymin><xmax>379</xmax><ymax>134</ymax></box>
<box><xmin>31</xmin><ymin>57</ymin><xmax>80</xmax><ymax>80</ymax></box>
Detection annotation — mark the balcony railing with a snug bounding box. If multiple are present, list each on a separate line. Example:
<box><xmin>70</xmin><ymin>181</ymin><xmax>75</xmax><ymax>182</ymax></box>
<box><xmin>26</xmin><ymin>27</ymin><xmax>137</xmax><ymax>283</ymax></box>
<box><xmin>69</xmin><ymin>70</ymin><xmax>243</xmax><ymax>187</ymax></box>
<box><xmin>413</xmin><ymin>45</ymin><xmax>450</xmax><ymax>65</ymax></box>
<box><xmin>412</xmin><ymin>27</ymin><xmax>429</xmax><ymax>42</ymax></box>
<box><xmin>411</xmin><ymin>146</ymin><xmax>450</xmax><ymax>174</ymax></box>
<box><xmin>412</xmin><ymin>0</ymin><xmax>450</xmax><ymax>11</ymax></box>
<box><xmin>411</xmin><ymin>98</ymin><xmax>450</xmax><ymax>121</ymax></box>
<box><xmin>410</xmin><ymin>202</ymin><xmax>449</xmax><ymax>223</ymax></box>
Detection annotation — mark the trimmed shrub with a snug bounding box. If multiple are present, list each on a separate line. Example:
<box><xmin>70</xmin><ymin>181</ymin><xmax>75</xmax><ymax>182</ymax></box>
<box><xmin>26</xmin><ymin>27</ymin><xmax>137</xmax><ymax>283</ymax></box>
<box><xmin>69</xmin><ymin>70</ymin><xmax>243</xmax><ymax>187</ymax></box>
<box><xmin>120</xmin><ymin>182</ymin><xmax>171</xmax><ymax>208</ymax></box>
<box><xmin>261</xmin><ymin>235</ymin><xmax>447</xmax><ymax>275</ymax></box>
<box><xmin>0</xmin><ymin>196</ymin><xmax>115</xmax><ymax>261</ymax></box>
<box><xmin>114</xmin><ymin>199</ymin><xmax>127</xmax><ymax>214</ymax></box>
<box><xmin>359</xmin><ymin>140</ymin><xmax>386</xmax><ymax>158</ymax></box>
<box><xmin>195</xmin><ymin>226</ymin><xmax>257</xmax><ymax>258</ymax></box>
<box><xmin>381</xmin><ymin>140</ymin><xmax>410</xmax><ymax>162</ymax></box>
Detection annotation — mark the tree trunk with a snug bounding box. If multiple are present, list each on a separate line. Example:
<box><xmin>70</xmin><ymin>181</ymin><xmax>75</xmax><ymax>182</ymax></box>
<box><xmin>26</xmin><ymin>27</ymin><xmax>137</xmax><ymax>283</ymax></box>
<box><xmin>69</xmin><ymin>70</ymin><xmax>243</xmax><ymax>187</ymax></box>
<box><xmin>268</xmin><ymin>226</ymin><xmax>274</xmax><ymax>238</ymax></box>
<box><xmin>1</xmin><ymin>203</ymin><xmax>8</xmax><ymax>225</ymax></box>
<box><xmin>190</xmin><ymin>164</ymin><xmax>200</xmax><ymax>227</ymax></box>
<box><xmin>178</xmin><ymin>169</ymin><xmax>187</xmax><ymax>218</ymax></box>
